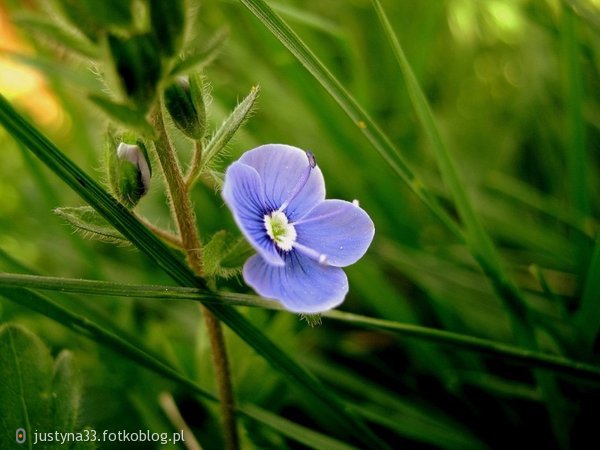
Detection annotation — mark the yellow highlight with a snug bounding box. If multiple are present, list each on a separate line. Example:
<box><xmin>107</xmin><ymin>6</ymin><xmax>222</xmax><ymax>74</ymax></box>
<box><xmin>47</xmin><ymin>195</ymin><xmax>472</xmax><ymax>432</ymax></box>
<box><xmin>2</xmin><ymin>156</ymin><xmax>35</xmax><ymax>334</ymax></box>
<box><xmin>0</xmin><ymin>7</ymin><xmax>62</xmax><ymax>128</ymax></box>
<box><xmin>357</xmin><ymin>120</ymin><xmax>367</xmax><ymax>129</ymax></box>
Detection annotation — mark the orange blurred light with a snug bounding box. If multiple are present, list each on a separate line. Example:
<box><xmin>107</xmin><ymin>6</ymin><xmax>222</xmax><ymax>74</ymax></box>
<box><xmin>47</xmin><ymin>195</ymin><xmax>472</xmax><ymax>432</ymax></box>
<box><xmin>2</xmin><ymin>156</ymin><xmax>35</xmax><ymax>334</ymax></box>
<box><xmin>0</xmin><ymin>5</ymin><xmax>62</xmax><ymax>128</ymax></box>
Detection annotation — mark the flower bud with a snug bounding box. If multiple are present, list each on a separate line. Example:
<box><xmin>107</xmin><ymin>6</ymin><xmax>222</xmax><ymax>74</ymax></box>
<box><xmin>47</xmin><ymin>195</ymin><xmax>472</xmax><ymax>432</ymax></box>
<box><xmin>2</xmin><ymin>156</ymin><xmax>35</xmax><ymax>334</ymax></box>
<box><xmin>164</xmin><ymin>74</ymin><xmax>207</xmax><ymax>140</ymax></box>
<box><xmin>107</xmin><ymin>137</ymin><xmax>152</xmax><ymax>208</ymax></box>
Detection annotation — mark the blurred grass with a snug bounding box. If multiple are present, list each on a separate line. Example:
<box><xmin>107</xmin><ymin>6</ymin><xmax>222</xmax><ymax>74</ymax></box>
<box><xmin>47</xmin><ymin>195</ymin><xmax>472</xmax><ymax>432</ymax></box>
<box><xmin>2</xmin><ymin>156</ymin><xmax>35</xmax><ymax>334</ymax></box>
<box><xmin>1</xmin><ymin>0</ymin><xmax>600</xmax><ymax>448</ymax></box>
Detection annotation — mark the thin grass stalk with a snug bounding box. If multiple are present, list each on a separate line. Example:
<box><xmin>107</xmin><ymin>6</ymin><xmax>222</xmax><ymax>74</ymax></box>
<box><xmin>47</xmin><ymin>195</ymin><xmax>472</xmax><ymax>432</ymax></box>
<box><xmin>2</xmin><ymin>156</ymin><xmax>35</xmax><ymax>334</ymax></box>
<box><xmin>1</xmin><ymin>273</ymin><xmax>600</xmax><ymax>383</ymax></box>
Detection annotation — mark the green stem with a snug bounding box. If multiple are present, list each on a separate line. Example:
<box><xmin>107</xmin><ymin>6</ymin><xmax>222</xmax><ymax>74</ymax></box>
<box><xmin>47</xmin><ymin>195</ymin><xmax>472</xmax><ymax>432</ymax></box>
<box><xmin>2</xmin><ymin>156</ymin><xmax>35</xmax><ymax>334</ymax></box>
<box><xmin>151</xmin><ymin>105</ymin><xmax>239</xmax><ymax>450</ymax></box>
<box><xmin>135</xmin><ymin>213</ymin><xmax>183</xmax><ymax>249</ymax></box>
<box><xmin>185</xmin><ymin>140</ymin><xmax>204</xmax><ymax>187</ymax></box>
<box><xmin>2</xmin><ymin>272</ymin><xmax>600</xmax><ymax>383</ymax></box>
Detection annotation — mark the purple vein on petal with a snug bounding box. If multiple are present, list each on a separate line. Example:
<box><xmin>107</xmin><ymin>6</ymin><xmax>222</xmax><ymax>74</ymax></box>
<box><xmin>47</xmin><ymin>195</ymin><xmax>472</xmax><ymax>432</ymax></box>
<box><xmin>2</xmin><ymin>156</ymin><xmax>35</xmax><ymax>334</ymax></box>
<box><xmin>222</xmin><ymin>162</ymin><xmax>285</xmax><ymax>266</ymax></box>
<box><xmin>278</xmin><ymin>151</ymin><xmax>316</xmax><ymax>212</ymax></box>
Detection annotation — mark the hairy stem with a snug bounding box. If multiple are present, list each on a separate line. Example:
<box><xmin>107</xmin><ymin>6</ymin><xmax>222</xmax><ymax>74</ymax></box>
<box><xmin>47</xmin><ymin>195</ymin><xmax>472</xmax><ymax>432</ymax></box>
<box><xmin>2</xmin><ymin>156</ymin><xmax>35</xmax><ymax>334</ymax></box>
<box><xmin>135</xmin><ymin>214</ymin><xmax>183</xmax><ymax>249</ymax></box>
<box><xmin>152</xmin><ymin>105</ymin><xmax>239</xmax><ymax>450</ymax></box>
<box><xmin>185</xmin><ymin>140</ymin><xmax>204</xmax><ymax>187</ymax></box>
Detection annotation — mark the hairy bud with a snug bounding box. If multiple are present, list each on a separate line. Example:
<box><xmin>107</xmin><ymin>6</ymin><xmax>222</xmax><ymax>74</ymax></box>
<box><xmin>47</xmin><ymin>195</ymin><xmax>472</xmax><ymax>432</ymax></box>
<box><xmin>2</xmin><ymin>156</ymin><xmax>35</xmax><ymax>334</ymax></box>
<box><xmin>107</xmin><ymin>137</ymin><xmax>152</xmax><ymax>208</ymax></box>
<box><xmin>164</xmin><ymin>74</ymin><xmax>207</xmax><ymax>140</ymax></box>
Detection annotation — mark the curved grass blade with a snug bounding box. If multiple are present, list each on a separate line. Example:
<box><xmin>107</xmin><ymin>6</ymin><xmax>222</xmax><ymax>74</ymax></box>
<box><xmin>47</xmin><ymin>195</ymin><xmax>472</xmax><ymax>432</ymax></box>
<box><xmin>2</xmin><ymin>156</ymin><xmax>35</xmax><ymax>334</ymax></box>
<box><xmin>0</xmin><ymin>287</ymin><xmax>356</xmax><ymax>450</ymax></box>
<box><xmin>1</xmin><ymin>273</ymin><xmax>599</xmax><ymax>383</ymax></box>
<box><xmin>0</xmin><ymin>94</ymin><xmax>387</xmax><ymax>450</ymax></box>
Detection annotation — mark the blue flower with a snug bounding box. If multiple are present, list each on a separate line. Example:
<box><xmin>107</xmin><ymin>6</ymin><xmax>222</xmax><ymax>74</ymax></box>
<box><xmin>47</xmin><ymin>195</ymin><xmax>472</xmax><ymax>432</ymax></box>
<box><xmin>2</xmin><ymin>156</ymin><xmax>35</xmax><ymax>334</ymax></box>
<box><xmin>222</xmin><ymin>144</ymin><xmax>375</xmax><ymax>313</ymax></box>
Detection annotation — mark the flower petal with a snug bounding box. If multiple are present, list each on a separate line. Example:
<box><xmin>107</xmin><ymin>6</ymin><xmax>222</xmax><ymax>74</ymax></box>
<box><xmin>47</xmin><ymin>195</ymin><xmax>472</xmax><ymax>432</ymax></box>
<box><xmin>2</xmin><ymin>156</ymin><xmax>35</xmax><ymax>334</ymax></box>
<box><xmin>222</xmin><ymin>162</ymin><xmax>284</xmax><ymax>266</ymax></box>
<box><xmin>294</xmin><ymin>199</ymin><xmax>375</xmax><ymax>267</ymax></box>
<box><xmin>243</xmin><ymin>252</ymin><xmax>348</xmax><ymax>313</ymax></box>
<box><xmin>239</xmin><ymin>144</ymin><xmax>325</xmax><ymax>220</ymax></box>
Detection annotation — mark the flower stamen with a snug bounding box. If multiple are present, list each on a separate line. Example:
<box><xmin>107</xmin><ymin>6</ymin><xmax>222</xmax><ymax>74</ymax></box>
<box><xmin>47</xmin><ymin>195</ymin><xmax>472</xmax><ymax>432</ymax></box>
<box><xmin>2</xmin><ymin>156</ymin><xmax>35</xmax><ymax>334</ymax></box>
<box><xmin>278</xmin><ymin>151</ymin><xmax>316</xmax><ymax>212</ymax></box>
<box><xmin>292</xmin><ymin>241</ymin><xmax>328</xmax><ymax>265</ymax></box>
<box><xmin>264</xmin><ymin>210</ymin><xmax>296</xmax><ymax>251</ymax></box>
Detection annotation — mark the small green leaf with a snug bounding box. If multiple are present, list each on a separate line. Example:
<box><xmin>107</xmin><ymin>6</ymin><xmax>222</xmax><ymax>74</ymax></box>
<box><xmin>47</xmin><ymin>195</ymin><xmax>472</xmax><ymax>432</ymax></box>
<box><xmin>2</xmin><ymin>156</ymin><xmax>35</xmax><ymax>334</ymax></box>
<box><xmin>195</xmin><ymin>85</ymin><xmax>259</xmax><ymax>179</ymax></box>
<box><xmin>0</xmin><ymin>324</ymin><xmax>54</xmax><ymax>450</ymax></box>
<box><xmin>0</xmin><ymin>325</ymin><xmax>84</xmax><ymax>449</ymax></box>
<box><xmin>51</xmin><ymin>351</ymin><xmax>81</xmax><ymax>434</ymax></box>
<box><xmin>54</xmin><ymin>206</ymin><xmax>129</xmax><ymax>245</ymax></box>
<box><xmin>11</xmin><ymin>13</ymin><xmax>99</xmax><ymax>59</ymax></box>
<box><xmin>170</xmin><ymin>28</ymin><xmax>229</xmax><ymax>77</ymax></box>
<box><xmin>204</xmin><ymin>230</ymin><xmax>254</xmax><ymax>279</ymax></box>
<box><xmin>88</xmin><ymin>95</ymin><xmax>155</xmax><ymax>137</ymax></box>
<box><xmin>149</xmin><ymin>0</ymin><xmax>186</xmax><ymax>57</ymax></box>
<box><xmin>107</xmin><ymin>33</ymin><xmax>162</xmax><ymax>110</ymax></box>
<box><xmin>54</xmin><ymin>0</ymin><xmax>134</xmax><ymax>42</ymax></box>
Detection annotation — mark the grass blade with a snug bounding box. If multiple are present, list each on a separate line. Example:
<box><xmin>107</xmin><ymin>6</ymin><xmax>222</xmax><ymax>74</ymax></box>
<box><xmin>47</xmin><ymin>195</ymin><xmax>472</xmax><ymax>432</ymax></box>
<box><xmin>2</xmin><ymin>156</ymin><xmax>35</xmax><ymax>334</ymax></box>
<box><xmin>238</xmin><ymin>0</ymin><xmax>533</xmax><ymax>347</ymax></box>
<box><xmin>238</xmin><ymin>0</ymin><xmax>462</xmax><ymax>238</ymax></box>
<box><xmin>0</xmin><ymin>287</ymin><xmax>357</xmax><ymax>450</ymax></box>
<box><xmin>562</xmin><ymin>6</ymin><xmax>590</xmax><ymax>272</ymax></box>
<box><xmin>0</xmin><ymin>94</ymin><xmax>387</xmax><ymax>449</ymax></box>
<box><xmin>574</xmin><ymin>236</ymin><xmax>600</xmax><ymax>355</ymax></box>
<box><xmin>1</xmin><ymin>273</ymin><xmax>599</xmax><ymax>383</ymax></box>
<box><xmin>370</xmin><ymin>1</ymin><xmax>571</xmax><ymax>443</ymax></box>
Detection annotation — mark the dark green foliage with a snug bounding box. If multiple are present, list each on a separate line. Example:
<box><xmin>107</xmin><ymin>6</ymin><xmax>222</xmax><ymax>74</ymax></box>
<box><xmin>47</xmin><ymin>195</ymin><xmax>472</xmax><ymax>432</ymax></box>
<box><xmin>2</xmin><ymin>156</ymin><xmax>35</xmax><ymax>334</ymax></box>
<box><xmin>2</xmin><ymin>0</ymin><xmax>600</xmax><ymax>448</ymax></box>
<box><xmin>88</xmin><ymin>96</ymin><xmax>154</xmax><ymax>136</ymax></box>
<box><xmin>0</xmin><ymin>325</ymin><xmax>87</xmax><ymax>450</ymax></box>
<box><xmin>54</xmin><ymin>0</ymin><xmax>134</xmax><ymax>42</ymax></box>
<box><xmin>107</xmin><ymin>33</ymin><xmax>162</xmax><ymax>110</ymax></box>
<box><xmin>149</xmin><ymin>0</ymin><xmax>186</xmax><ymax>57</ymax></box>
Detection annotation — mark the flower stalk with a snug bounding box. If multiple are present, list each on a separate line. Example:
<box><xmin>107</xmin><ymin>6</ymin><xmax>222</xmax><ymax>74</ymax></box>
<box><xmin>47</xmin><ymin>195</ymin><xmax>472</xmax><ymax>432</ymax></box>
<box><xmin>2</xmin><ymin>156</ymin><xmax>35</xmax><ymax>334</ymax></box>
<box><xmin>185</xmin><ymin>140</ymin><xmax>204</xmax><ymax>187</ymax></box>
<box><xmin>151</xmin><ymin>104</ymin><xmax>239</xmax><ymax>450</ymax></box>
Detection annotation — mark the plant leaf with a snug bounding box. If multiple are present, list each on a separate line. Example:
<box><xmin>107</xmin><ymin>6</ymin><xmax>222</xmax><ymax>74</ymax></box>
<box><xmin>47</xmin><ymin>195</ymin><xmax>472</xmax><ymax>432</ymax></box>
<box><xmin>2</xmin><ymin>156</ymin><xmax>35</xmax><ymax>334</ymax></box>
<box><xmin>0</xmin><ymin>288</ymin><xmax>357</xmax><ymax>450</ymax></box>
<box><xmin>203</xmin><ymin>230</ymin><xmax>254</xmax><ymax>278</ymax></box>
<box><xmin>0</xmin><ymin>324</ymin><xmax>82</xmax><ymax>450</ymax></box>
<box><xmin>170</xmin><ymin>28</ymin><xmax>229</xmax><ymax>77</ymax></box>
<box><xmin>0</xmin><ymin>324</ymin><xmax>53</xmax><ymax>450</ymax></box>
<box><xmin>51</xmin><ymin>351</ymin><xmax>81</xmax><ymax>433</ymax></box>
<box><xmin>88</xmin><ymin>95</ymin><xmax>155</xmax><ymax>137</ymax></box>
<box><xmin>11</xmin><ymin>13</ymin><xmax>98</xmax><ymax>58</ymax></box>
<box><xmin>54</xmin><ymin>206</ymin><xmax>129</xmax><ymax>245</ymax></box>
<box><xmin>192</xmin><ymin>85</ymin><xmax>259</xmax><ymax>181</ymax></box>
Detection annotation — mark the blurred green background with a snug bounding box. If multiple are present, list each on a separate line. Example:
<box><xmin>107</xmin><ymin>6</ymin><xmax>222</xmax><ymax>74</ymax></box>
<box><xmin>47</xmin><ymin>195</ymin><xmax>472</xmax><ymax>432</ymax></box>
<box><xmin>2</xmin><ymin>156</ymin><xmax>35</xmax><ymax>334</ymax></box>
<box><xmin>0</xmin><ymin>0</ymin><xmax>599</xmax><ymax>448</ymax></box>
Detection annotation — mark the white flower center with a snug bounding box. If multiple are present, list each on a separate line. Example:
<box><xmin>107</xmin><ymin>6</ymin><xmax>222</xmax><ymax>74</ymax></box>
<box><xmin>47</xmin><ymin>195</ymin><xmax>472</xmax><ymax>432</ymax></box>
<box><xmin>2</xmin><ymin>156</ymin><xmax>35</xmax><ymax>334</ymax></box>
<box><xmin>264</xmin><ymin>211</ymin><xmax>296</xmax><ymax>251</ymax></box>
